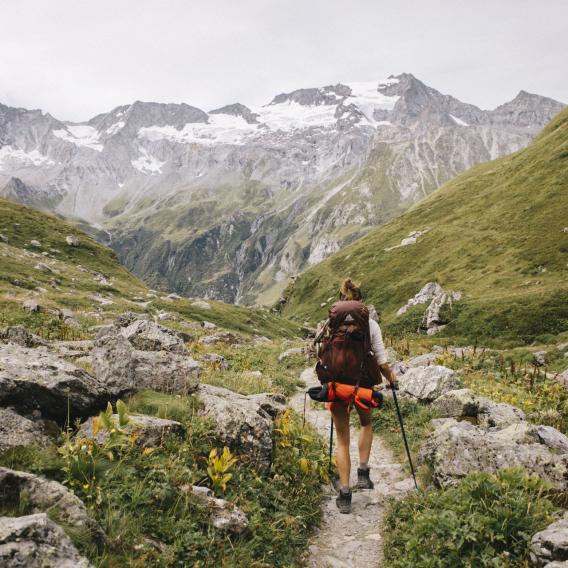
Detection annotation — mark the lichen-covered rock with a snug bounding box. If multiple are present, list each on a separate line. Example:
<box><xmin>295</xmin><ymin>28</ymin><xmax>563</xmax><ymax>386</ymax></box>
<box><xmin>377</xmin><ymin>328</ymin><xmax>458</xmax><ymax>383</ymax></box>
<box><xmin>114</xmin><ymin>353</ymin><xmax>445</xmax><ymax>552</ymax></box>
<box><xmin>91</xmin><ymin>333</ymin><xmax>200</xmax><ymax>397</ymax></box>
<box><xmin>209</xmin><ymin>497</ymin><xmax>249</xmax><ymax>534</ymax></box>
<box><xmin>534</xmin><ymin>426</ymin><xmax>568</xmax><ymax>455</ymax></box>
<box><xmin>398</xmin><ymin>365</ymin><xmax>461</xmax><ymax>402</ymax></box>
<box><xmin>0</xmin><ymin>408</ymin><xmax>50</xmax><ymax>451</ymax></box>
<box><xmin>0</xmin><ymin>513</ymin><xmax>92</xmax><ymax>568</ymax></box>
<box><xmin>0</xmin><ymin>468</ymin><xmax>105</xmax><ymax>547</ymax></box>
<box><xmin>0</xmin><ymin>326</ymin><xmax>47</xmax><ymax>348</ymax></box>
<box><xmin>0</xmin><ymin>344</ymin><xmax>106</xmax><ymax>423</ymax></box>
<box><xmin>530</xmin><ymin>514</ymin><xmax>568</xmax><ymax>566</ymax></box>
<box><xmin>432</xmin><ymin>388</ymin><xmax>479</xmax><ymax>418</ymax></box>
<box><xmin>119</xmin><ymin>319</ymin><xmax>187</xmax><ymax>353</ymax></box>
<box><xmin>406</xmin><ymin>352</ymin><xmax>438</xmax><ymax>367</ymax></box>
<box><xmin>247</xmin><ymin>393</ymin><xmax>286</xmax><ymax>418</ymax></box>
<box><xmin>189</xmin><ymin>486</ymin><xmax>249</xmax><ymax>535</ymax></box>
<box><xmin>196</xmin><ymin>384</ymin><xmax>277</xmax><ymax>470</ymax></box>
<box><xmin>419</xmin><ymin>421</ymin><xmax>568</xmax><ymax>489</ymax></box>
<box><xmin>477</xmin><ymin>398</ymin><xmax>526</xmax><ymax>429</ymax></box>
<box><xmin>78</xmin><ymin>414</ymin><xmax>184</xmax><ymax>447</ymax></box>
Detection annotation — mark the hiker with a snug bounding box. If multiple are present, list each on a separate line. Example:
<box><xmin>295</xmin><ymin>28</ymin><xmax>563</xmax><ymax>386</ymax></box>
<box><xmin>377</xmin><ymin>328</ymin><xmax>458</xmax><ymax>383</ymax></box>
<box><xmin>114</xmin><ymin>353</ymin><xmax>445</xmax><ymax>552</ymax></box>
<box><xmin>315</xmin><ymin>278</ymin><xmax>397</xmax><ymax>514</ymax></box>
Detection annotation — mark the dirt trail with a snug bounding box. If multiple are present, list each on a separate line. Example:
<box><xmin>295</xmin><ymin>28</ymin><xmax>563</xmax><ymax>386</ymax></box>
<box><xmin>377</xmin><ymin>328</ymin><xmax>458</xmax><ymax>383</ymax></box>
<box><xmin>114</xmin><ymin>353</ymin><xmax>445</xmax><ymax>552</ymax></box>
<box><xmin>289</xmin><ymin>368</ymin><xmax>414</xmax><ymax>568</ymax></box>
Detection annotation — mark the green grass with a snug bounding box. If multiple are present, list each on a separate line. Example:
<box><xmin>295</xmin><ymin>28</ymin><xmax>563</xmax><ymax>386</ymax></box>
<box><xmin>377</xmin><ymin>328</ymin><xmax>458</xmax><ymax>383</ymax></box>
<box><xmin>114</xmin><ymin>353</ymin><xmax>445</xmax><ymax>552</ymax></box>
<box><xmin>384</xmin><ymin>468</ymin><xmax>558</xmax><ymax>568</ymax></box>
<box><xmin>0</xmin><ymin>393</ymin><xmax>327</xmax><ymax>567</ymax></box>
<box><xmin>282</xmin><ymin>108</ymin><xmax>568</xmax><ymax>345</ymax></box>
<box><xmin>0</xmin><ymin>197</ymin><xmax>303</xmax><ymax>340</ymax></box>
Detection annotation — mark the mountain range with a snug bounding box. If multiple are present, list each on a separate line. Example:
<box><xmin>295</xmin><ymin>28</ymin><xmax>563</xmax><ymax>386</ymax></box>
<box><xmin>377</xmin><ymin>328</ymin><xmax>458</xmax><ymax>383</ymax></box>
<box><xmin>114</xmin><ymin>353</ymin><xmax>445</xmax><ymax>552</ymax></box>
<box><xmin>282</xmin><ymin>107</ymin><xmax>568</xmax><ymax>343</ymax></box>
<box><xmin>0</xmin><ymin>73</ymin><xmax>564</xmax><ymax>304</ymax></box>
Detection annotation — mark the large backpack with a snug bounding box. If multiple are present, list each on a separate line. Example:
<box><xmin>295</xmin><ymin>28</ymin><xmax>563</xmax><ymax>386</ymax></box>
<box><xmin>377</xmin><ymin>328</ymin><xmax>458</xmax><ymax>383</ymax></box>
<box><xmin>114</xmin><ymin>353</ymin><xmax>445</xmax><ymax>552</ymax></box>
<box><xmin>315</xmin><ymin>300</ymin><xmax>381</xmax><ymax>387</ymax></box>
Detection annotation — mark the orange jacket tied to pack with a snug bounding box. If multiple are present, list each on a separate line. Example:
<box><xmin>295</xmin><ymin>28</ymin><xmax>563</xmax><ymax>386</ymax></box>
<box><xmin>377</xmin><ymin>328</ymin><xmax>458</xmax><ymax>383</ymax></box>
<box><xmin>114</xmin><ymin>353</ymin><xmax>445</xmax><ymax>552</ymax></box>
<box><xmin>307</xmin><ymin>381</ymin><xmax>383</xmax><ymax>412</ymax></box>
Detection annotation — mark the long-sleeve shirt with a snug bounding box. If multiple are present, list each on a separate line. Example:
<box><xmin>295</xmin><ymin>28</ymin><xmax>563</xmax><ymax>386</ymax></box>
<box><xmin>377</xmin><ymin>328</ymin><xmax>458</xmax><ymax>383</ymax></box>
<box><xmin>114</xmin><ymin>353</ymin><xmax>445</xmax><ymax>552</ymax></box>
<box><xmin>369</xmin><ymin>318</ymin><xmax>388</xmax><ymax>365</ymax></box>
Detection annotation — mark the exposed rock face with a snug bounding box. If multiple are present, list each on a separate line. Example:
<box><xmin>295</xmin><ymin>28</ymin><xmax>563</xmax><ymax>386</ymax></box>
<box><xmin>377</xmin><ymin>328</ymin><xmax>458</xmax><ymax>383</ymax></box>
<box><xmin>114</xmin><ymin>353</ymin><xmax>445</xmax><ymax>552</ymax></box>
<box><xmin>530</xmin><ymin>514</ymin><xmax>568</xmax><ymax>567</ymax></box>
<box><xmin>0</xmin><ymin>513</ymin><xmax>92</xmax><ymax>568</ymax></box>
<box><xmin>78</xmin><ymin>414</ymin><xmax>184</xmax><ymax>447</ymax></box>
<box><xmin>419</xmin><ymin>421</ymin><xmax>568</xmax><ymax>489</ymax></box>
<box><xmin>0</xmin><ymin>408</ymin><xmax>50</xmax><ymax>452</ymax></box>
<box><xmin>0</xmin><ymin>467</ymin><xmax>105</xmax><ymax>547</ymax></box>
<box><xmin>0</xmin><ymin>344</ymin><xmax>106</xmax><ymax>423</ymax></box>
<box><xmin>397</xmin><ymin>365</ymin><xmax>461</xmax><ymax>402</ymax></box>
<box><xmin>396</xmin><ymin>282</ymin><xmax>462</xmax><ymax>334</ymax></box>
<box><xmin>196</xmin><ymin>384</ymin><xmax>279</xmax><ymax>470</ymax></box>
<box><xmin>91</xmin><ymin>333</ymin><xmax>200</xmax><ymax>397</ymax></box>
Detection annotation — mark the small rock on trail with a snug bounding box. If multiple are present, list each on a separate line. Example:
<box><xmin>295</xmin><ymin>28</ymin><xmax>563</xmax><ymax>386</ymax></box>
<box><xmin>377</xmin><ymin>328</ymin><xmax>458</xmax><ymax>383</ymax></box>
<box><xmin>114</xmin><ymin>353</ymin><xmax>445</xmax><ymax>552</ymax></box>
<box><xmin>289</xmin><ymin>368</ymin><xmax>413</xmax><ymax>567</ymax></box>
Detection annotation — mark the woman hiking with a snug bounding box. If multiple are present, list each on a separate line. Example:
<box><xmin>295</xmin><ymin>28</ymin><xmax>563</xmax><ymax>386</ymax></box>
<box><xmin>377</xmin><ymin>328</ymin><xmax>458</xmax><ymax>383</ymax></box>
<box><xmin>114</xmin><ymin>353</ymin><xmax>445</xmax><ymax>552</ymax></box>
<box><xmin>315</xmin><ymin>278</ymin><xmax>397</xmax><ymax>514</ymax></box>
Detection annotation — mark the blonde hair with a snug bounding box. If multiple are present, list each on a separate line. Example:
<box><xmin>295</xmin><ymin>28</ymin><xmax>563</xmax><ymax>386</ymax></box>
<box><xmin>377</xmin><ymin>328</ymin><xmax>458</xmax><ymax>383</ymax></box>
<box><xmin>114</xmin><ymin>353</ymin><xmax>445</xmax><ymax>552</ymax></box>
<box><xmin>340</xmin><ymin>278</ymin><xmax>362</xmax><ymax>301</ymax></box>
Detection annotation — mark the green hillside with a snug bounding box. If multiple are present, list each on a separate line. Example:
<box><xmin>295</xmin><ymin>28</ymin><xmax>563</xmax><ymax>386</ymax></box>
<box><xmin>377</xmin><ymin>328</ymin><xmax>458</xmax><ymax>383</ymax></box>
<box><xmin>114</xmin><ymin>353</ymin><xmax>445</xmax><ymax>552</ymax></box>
<box><xmin>0</xmin><ymin>198</ymin><xmax>302</xmax><ymax>339</ymax></box>
<box><xmin>282</xmin><ymin>108</ymin><xmax>568</xmax><ymax>344</ymax></box>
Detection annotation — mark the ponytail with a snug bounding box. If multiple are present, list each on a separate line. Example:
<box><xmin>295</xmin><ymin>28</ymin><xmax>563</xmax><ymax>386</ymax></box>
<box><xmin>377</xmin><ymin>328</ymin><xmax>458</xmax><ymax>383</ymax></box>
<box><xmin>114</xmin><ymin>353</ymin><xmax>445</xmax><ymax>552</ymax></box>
<box><xmin>340</xmin><ymin>278</ymin><xmax>362</xmax><ymax>301</ymax></box>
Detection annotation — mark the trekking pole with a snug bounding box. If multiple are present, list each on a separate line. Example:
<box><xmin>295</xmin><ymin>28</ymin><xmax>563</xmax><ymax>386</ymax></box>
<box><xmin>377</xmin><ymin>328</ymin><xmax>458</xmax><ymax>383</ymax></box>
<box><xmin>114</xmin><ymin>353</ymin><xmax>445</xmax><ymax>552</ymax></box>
<box><xmin>391</xmin><ymin>386</ymin><xmax>419</xmax><ymax>491</ymax></box>
<box><xmin>328</xmin><ymin>417</ymin><xmax>334</xmax><ymax>477</ymax></box>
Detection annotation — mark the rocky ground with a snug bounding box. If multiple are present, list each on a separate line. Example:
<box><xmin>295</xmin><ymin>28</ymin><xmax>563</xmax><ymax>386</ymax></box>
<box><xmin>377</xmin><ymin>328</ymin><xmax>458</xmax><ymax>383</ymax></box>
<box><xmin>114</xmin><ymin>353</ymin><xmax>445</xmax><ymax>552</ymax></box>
<box><xmin>2</xmin><ymin>310</ymin><xmax>568</xmax><ymax>566</ymax></box>
<box><xmin>289</xmin><ymin>368</ymin><xmax>414</xmax><ymax>568</ymax></box>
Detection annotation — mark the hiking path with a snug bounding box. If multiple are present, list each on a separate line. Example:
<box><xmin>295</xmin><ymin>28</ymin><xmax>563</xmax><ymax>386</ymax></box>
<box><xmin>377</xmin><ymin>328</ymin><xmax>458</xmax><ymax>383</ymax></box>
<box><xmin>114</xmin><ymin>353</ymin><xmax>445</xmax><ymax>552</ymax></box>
<box><xmin>289</xmin><ymin>368</ymin><xmax>414</xmax><ymax>568</ymax></box>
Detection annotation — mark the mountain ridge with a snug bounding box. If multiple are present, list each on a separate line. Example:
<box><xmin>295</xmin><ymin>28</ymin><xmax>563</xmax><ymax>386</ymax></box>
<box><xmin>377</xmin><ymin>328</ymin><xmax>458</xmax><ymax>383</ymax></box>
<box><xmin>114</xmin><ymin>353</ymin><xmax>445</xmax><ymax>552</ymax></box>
<box><xmin>0</xmin><ymin>73</ymin><xmax>564</xmax><ymax>305</ymax></box>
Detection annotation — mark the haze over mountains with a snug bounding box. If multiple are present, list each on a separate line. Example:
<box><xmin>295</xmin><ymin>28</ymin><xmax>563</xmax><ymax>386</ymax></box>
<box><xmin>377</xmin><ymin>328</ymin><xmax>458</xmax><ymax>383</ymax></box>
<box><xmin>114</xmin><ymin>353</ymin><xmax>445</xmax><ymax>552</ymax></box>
<box><xmin>0</xmin><ymin>73</ymin><xmax>564</xmax><ymax>304</ymax></box>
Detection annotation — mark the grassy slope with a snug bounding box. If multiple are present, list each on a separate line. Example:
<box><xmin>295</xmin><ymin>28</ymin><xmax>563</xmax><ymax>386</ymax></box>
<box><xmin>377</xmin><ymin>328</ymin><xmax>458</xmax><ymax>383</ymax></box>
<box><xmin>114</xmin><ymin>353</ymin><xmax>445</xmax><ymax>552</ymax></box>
<box><xmin>282</xmin><ymin>108</ymin><xmax>568</xmax><ymax>344</ymax></box>
<box><xmin>0</xmin><ymin>198</ymin><xmax>303</xmax><ymax>340</ymax></box>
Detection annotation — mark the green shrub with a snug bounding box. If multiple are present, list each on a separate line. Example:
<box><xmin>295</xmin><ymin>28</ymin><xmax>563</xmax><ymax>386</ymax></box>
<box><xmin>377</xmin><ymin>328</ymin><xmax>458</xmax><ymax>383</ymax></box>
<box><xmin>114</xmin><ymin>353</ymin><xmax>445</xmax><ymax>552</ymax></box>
<box><xmin>384</xmin><ymin>468</ymin><xmax>557</xmax><ymax>568</ymax></box>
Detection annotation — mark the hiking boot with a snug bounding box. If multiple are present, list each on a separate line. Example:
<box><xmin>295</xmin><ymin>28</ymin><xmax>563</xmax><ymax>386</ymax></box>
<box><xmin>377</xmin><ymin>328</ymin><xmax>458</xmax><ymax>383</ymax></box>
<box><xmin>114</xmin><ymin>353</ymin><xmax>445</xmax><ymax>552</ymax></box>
<box><xmin>356</xmin><ymin>467</ymin><xmax>374</xmax><ymax>490</ymax></box>
<box><xmin>335</xmin><ymin>488</ymin><xmax>352</xmax><ymax>514</ymax></box>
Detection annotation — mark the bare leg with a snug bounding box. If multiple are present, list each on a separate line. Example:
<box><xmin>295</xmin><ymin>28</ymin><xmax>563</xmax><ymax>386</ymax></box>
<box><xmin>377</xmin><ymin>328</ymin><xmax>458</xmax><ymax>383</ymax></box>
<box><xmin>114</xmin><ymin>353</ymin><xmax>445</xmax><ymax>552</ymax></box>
<box><xmin>330</xmin><ymin>402</ymin><xmax>351</xmax><ymax>488</ymax></box>
<box><xmin>356</xmin><ymin>406</ymin><xmax>373</xmax><ymax>466</ymax></box>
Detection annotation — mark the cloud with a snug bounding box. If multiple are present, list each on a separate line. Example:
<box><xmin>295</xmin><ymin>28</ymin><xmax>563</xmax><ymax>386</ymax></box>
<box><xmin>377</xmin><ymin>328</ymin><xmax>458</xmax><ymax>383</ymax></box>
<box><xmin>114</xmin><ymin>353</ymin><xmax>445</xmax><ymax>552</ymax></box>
<box><xmin>1</xmin><ymin>0</ymin><xmax>566</xmax><ymax>121</ymax></box>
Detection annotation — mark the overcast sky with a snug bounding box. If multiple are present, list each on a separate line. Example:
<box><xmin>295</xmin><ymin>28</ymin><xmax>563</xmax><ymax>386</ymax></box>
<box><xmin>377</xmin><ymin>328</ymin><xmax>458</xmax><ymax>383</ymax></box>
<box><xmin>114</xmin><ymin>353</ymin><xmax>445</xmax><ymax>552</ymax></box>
<box><xmin>1</xmin><ymin>0</ymin><xmax>566</xmax><ymax>122</ymax></box>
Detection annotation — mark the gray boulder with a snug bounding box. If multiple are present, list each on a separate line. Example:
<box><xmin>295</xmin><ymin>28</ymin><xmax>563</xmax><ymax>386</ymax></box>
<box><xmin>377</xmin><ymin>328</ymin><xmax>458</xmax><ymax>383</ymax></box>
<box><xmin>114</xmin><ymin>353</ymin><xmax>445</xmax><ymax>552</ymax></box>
<box><xmin>432</xmin><ymin>388</ymin><xmax>479</xmax><ymax>418</ymax></box>
<box><xmin>398</xmin><ymin>365</ymin><xmax>461</xmax><ymax>402</ymax></box>
<box><xmin>65</xmin><ymin>235</ymin><xmax>80</xmax><ymax>247</ymax></box>
<box><xmin>0</xmin><ymin>513</ymin><xmax>92</xmax><ymax>568</ymax></box>
<box><xmin>0</xmin><ymin>408</ymin><xmax>50</xmax><ymax>452</ymax></box>
<box><xmin>477</xmin><ymin>398</ymin><xmax>526</xmax><ymax>429</ymax></box>
<box><xmin>209</xmin><ymin>497</ymin><xmax>249</xmax><ymax>534</ymax></box>
<box><xmin>91</xmin><ymin>333</ymin><xmax>200</xmax><ymax>397</ymax></box>
<box><xmin>119</xmin><ymin>319</ymin><xmax>187</xmax><ymax>353</ymax></box>
<box><xmin>419</xmin><ymin>421</ymin><xmax>568</xmax><ymax>489</ymax></box>
<box><xmin>530</xmin><ymin>514</ymin><xmax>568</xmax><ymax>566</ymax></box>
<box><xmin>22</xmin><ymin>300</ymin><xmax>40</xmax><ymax>312</ymax></box>
<box><xmin>247</xmin><ymin>393</ymin><xmax>286</xmax><ymax>418</ymax></box>
<box><xmin>0</xmin><ymin>326</ymin><xmax>47</xmax><ymax>348</ymax></box>
<box><xmin>406</xmin><ymin>352</ymin><xmax>438</xmax><ymax>367</ymax></box>
<box><xmin>0</xmin><ymin>467</ymin><xmax>105</xmax><ymax>547</ymax></box>
<box><xmin>189</xmin><ymin>486</ymin><xmax>249</xmax><ymax>535</ymax></box>
<box><xmin>78</xmin><ymin>414</ymin><xmax>184</xmax><ymax>447</ymax></box>
<box><xmin>534</xmin><ymin>426</ymin><xmax>568</xmax><ymax>454</ymax></box>
<box><xmin>196</xmin><ymin>384</ymin><xmax>278</xmax><ymax>470</ymax></box>
<box><xmin>0</xmin><ymin>344</ymin><xmax>106</xmax><ymax>423</ymax></box>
